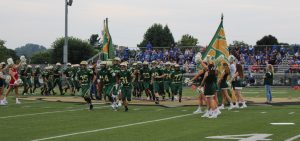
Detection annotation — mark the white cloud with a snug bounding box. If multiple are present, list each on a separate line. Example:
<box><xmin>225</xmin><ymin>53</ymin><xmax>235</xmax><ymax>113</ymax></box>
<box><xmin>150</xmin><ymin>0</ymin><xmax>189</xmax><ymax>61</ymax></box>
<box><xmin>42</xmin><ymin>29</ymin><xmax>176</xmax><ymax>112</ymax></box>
<box><xmin>0</xmin><ymin>0</ymin><xmax>299</xmax><ymax>49</ymax></box>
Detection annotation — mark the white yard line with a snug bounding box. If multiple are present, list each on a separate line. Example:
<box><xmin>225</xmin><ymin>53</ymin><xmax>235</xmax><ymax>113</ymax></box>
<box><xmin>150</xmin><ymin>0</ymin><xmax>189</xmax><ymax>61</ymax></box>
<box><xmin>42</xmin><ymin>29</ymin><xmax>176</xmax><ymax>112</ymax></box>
<box><xmin>0</xmin><ymin>106</ymin><xmax>109</xmax><ymax>119</ymax></box>
<box><xmin>270</xmin><ymin>123</ymin><xmax>295</xmax><ymax>125</ymax></box>
<box><xmin>32</xmin><ymin>113</ymin><xmax>194</xmax><ymax>141</ymax></box>
<box><xmin>285</xmin><ymin>134</ymin><xmax>300</xmax><ymax>141</ymax></box>
<box><xmin>244</xmin><ymin>92</ymin><xmax>287</xmax><ymax>94</ymax></box>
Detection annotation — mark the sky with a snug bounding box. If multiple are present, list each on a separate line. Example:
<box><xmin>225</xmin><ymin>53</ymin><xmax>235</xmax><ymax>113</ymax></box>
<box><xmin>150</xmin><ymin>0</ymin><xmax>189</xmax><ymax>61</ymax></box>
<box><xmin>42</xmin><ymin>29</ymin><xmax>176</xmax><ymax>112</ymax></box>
<box><xmin>0</xmin><ymin>0</ymin><xmax>300</xmax><ymax>49</ymax></box>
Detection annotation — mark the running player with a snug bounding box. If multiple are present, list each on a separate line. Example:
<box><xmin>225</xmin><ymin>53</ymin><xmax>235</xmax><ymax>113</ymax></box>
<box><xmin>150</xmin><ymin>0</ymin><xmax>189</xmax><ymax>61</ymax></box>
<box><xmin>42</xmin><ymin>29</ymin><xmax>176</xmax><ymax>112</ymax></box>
<box><xmin>163</xmin><ymin>62</ymin><xmax>172</xmax><ymax>100</ymax></box>
<box><xmin>64</xmin><ymin>63</ymin><xmax>75</xmax><ymax>96</ymax></box>
<box><xmin>151</xmin><ymin>61</ymin><xmax>164</xmax><ymax>104</ymax></box>
<box><xmin>52</xmin><ymin>63</ymin><xmax>64</xmax><ymax>95</ymax></box>
<box><xmin>32</xmin><ymin>65</ymin><xmax>41</xmax><ymax>94</ymax></box>
<box><xmin>141</xmin><ymin>61</ymin><xmax>152</xmax><ymax>100</ymax></box>
<box><xmin>77</xmin><ymin>61</ymin><xmax>94</xmax><ymax>110</ymax></box>
<box><xmin>170</xmin><ymin>64</ymin><xmax>187</xmax><ymax>102</ymax></box>
<box><xmin>119</xmin><ymin>62</ymin><xmax>134</xmax><ymax>112</ymax></box>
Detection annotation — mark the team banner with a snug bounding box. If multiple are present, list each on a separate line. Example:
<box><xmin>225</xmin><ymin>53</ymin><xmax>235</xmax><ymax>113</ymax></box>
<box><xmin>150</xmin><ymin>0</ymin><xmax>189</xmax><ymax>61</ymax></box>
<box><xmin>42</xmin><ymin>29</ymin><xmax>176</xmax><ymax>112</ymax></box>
<box><xmin>202</xmin><ymin>15</ymin><xmax>230</xmax><ymax>75</ymax></box>
<box><xmin>102</xmin><ymin>18</ymin><xmax>114</xmax><ymax>60</ymax></box>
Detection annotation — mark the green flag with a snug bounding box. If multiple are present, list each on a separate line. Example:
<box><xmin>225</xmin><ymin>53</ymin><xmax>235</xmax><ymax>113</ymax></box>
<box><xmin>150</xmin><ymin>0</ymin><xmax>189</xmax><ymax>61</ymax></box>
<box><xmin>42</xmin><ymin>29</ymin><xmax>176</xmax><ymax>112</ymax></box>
<box><xmin>202</xmin><ymin>15</ymin><xmax>230</xmax><ymax>74</ymax></box>
<box><xmin>102</xmin><ymin>18</ymin><xmax>114</xmax><ymax>61</ymax></box>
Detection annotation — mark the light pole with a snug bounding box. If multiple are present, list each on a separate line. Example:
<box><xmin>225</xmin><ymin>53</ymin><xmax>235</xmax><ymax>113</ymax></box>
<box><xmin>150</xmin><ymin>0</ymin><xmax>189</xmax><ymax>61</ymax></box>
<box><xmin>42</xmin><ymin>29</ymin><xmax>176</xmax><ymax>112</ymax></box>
<box><xmin>63</xmin><ymin>0</ymin><xmax>73</xmax><ymax>64</ymax></box>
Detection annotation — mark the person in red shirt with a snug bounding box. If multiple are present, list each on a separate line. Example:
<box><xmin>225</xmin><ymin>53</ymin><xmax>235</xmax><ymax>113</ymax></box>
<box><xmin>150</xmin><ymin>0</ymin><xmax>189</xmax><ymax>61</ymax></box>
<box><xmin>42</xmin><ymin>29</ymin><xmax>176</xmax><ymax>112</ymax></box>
<box><xmin>3</xmin><ymin>61</ymin><xmax>22</xmax><ymax>104</ymax></box>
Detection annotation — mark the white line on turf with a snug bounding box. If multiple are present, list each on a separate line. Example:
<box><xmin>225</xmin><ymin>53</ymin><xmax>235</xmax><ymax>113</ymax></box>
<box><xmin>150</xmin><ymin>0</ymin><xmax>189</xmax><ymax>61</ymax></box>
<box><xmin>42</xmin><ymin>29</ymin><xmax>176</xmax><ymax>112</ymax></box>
<box><xmin>0</xmin><ymin>106</ymin><xmax>109</xmax><ymax>119</ymax></box>
<box><xmin>243</xmin><ymin>92</ymin><xmax>287</xmax><ymax>94</ymax></box>
<box><xmin>285</xmin><ymin>134</ymin><xmax>300</xmax><ymax>141</ymax></box>
<box><xmin>31</xmin><ymin>113</ymin><xmax>194</xmax><ymax>141</ymax></box>
<box><xmin>288</xmin><ymin>112</ymin><xmax>295</xmax><ymax>115</ymax></box>
<box><xmin>261</xmin><ymin>112</ymin><xmax>267</xmax><ymax>114</ymax></box>
<box><xmin>270</xmin><ymin>123</ymin><xmax>295</xmax><ymax>125</ymax></box>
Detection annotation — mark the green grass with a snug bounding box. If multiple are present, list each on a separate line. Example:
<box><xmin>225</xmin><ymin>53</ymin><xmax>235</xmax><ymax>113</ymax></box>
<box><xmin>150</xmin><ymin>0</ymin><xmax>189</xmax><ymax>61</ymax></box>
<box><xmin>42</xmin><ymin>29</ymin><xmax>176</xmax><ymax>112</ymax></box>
<box><xmin>1</xmin><ymin>87</ymin><xmax>300</xmax><ymax>141</ymax></box>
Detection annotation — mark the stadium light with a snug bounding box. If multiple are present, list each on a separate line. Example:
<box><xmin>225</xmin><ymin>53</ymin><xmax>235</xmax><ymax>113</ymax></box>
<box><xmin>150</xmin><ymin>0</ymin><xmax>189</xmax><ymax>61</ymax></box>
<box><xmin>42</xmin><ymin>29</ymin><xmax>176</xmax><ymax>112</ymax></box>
<box><xmin>63</xmin><ymin>0</ymin><xmax>73</xmax><ymax>65</ymax></box>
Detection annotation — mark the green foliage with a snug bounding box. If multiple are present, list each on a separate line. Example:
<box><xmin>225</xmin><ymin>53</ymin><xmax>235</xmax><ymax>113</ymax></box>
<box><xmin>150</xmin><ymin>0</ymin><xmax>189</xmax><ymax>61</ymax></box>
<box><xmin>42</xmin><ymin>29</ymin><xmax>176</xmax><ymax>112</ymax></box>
<box><xmin>256</xmin><ymin>35</ymin><xmax>279</xmax><ymax>45</ymax></box>
<box><xmin>51</xmin><ymin>37</ymin><xmax>95</xmax><ymax>64</ymax></box>
<box><xmin>15</xmin><ymin>43</ymin><xmax>47</xmax><ymax>58</ymax></box>
<box><xmin>177</xmin><ymin>34</ymin><xmax>198</xmax><ymax>46</ymax></box>
<box><xmin>89</xmin><ymin>34</ymin><xmax>99</xmax><ymax>47</ymax></box>
<box><xmin>229</xmin><ymin>40</ymin><xmax>250</xmax><ymax>48</ymax></box>
<box><xmin>0</xmin><ymin>39</ymin><xmax>18</xmax><ymax>62</ymax></box>
<box><xmin>30</xmin><ymin>51</ymin><xmax>52</xmax><ymax>64</ymax></box>
<box><xmin>138</xmin><ymin>23</ymin><xmax>175</xmax><ymax>48</ymax></box>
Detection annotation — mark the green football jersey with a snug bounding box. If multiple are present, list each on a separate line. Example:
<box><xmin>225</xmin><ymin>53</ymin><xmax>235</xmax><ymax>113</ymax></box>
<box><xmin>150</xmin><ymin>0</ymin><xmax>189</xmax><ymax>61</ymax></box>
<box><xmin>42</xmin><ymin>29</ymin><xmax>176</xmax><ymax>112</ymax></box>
<box><xmin>64</xmin><ymin>67</ymin><xmax>74</xmax><ymax>78</ymax></box>
<box><xmin>119</xmin><ymin>70</ymin><xmax>132</xmax><ymax>86</ymax></box>
<box><xmin>53</xmin><ymin>67</ymin><xmax>62</xmax><ymax>78</ymax></box>
<box><xmin>110</xmin><ymin>65</ymin><xmax>120</xmax><ymax>83</ymax></box>
<box><xmin>33</xmin><ymin>68</ymin><xmax>41</xmax><ymax>77</ymax></box>
<box><xmin>42</xmin><ymin>71</ymin><xmax>50</xmax><ymax>79</ymax></box>
<box><xmin>97</xmin><ymin>68</ymin><xmax>114</xmax><ymax>85</ymax></box>
<box><xmin>26</xmin><ymin>67</ymin><xmax>32</xmax><ymax>79</ymax></box>
<box><xmin>152</xmin><ymin>67</ymin><xmax>163</xmax><ymax>81</ymax></box>
<box><xmin>141</xmin><ymin>67</ymin><xmax>151</xmax><ymax>82</ymax></box>
<box><xmin>77</xmin><ymin>68</ymin><xmax>93</xmax><ymax>84</ymax></box>
<box><xmin>163</xmin><ymin>68</ymin><xmax>172</xmax><ymax>81</ymax></box>
<box><xmin>171</xmin><ymin>69</ymin><xmax>186</xmax><ymax>83</ymax></box>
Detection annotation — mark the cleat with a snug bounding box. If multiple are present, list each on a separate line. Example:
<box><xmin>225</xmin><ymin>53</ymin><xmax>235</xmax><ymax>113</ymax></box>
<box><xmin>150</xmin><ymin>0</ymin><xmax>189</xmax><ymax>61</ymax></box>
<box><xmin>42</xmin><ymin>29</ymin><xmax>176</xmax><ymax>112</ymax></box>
<box><xmin>218</xmin><ymin>105</ymin><xmax>225</xmax><ymax>110</ymax></box>
<box><xmin>89</xmin><ymin>104</ymin><xmax>93</xmax><ymax>110</ymax></box>
<box><xmin>16</xmin><ymin>100</ymin><xmax>21</xmax><ymax>104</ymax></box>
<box><xmin>125</xmin><ymin>107</ymin><xmax>129</xmax><ymax>112</ymax></box>
<box><xmin>201</xmin><ymin>111</ymin><xmax>210</xmax><ymax>118</ymax></box>
<box><xmin>193</xmin><ymin>108</ymin><xmax>203</xmax><ymax>114</ymax></box>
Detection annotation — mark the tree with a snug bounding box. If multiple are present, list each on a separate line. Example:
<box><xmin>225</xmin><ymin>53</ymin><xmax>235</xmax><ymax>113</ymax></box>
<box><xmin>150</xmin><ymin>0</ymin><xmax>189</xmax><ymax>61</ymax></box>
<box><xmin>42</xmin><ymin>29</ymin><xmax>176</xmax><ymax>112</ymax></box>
<box><xmin>15</xmin><ymin>43</ymin><xmax>47</xmax><ymax>58</ymax></box>
<box><xmin>229</xmin><ymin>40</ymin><xmax>250</xmax><ymax>48</ymax></box>
<box><xmin>0</xmin><ymin>39</ymin><xmax>18</xmax><ymax>62</ymax></box>
<box><xmin>31</xmin><ymin>51</ymin><xmax>52</xmax><ymax>64</ymax></box>
<box><xmin>89</xmin><ymin>34</ymin><xmax>99</xmax><ymax>47</ymax></box>
<box><xmin>51</xmin><ymin>37</ymin><xmax>95</xmax><ymax>64</ymax></box>
<box><xmin>256</xmin><ymin>35</ymin><xmax>279</xmax><ymax>45</ymax></box>
<box><xmin>177</xmin><ymin>34</ymin><xmax>198</xmax><ymax>46</ymax></box>
<box><xmin>137</xmin><ymin>23</ymin><xmax>175</xmax><ymax>48</ymax></box>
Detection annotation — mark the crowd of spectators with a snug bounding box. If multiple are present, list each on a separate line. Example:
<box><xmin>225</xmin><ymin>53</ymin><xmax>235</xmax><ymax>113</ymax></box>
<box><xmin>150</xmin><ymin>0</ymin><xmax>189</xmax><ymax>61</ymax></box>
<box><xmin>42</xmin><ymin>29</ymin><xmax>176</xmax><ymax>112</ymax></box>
<box><xmin>115</xmin><ymin>45</ymin><xmax>300</xmax><ymax>73</ymax></box>
<box><xmin>230</xmin><ymin>45</ymin><xmax>300</xmax><ymax>73</ymax></box>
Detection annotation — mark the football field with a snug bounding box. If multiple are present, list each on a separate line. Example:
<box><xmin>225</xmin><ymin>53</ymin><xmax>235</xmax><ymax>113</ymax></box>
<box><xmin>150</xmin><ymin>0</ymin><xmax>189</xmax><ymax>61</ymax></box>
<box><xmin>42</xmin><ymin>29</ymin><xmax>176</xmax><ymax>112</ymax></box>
<box><xmin>1</xmin><ymin>87</ymin><xmax>300</xmax><ymax>141</ymax></box>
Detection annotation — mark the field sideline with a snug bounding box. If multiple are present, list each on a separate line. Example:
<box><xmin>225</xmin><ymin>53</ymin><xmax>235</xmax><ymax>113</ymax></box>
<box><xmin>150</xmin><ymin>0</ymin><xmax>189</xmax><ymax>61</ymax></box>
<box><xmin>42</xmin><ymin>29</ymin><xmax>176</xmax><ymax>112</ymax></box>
<box><xmin>1</xmin><ymin>87</ymin><xmax>300</xmax><ymax>141</ymax></box>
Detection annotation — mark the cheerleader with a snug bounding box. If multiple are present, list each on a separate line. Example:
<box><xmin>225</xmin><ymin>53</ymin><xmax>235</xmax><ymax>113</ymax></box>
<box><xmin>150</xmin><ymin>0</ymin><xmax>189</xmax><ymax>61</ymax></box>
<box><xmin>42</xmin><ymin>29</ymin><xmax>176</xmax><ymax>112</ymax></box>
<box><xmin>0</xmin><ymin>62</ymin><xmax>7</xmax><ymax>105</ymax></box>
<box><xmin>218</xmin><ymin>63</ymin><xmax>234</xmax><ymax>110</ymax></box>
<box><xmin>233</xmin><ymin>64</ymin><xmax>247</xmax><ymax>108</ymax></box>
<box><xmin>3</xmin><ymin>58</ymin><xmax>22</xmax><ymax>104</ymax></box>
<box><xmin>189</xmin><ymin>53</ymin><xmax>207</xmax><ymax>114</ymax></box>
<box><xmin>190</xmin><ymin>62</ymin><xmax>208</xmax><ymax>114</ymax></box>
<box><xmin>200</xmin><ymin>64</ymin><xmax>221</xmax><ymax>118</ymax></box>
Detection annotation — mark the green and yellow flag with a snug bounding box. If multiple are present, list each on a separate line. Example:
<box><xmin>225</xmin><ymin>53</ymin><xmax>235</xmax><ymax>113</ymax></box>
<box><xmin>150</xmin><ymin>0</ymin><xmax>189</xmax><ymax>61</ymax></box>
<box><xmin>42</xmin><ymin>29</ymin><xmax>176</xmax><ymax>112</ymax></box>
<box><xmin>202</xmin><ymin>15</ymin><xmax>229</xmax><ymax>74</ymax></box>
<box><xmin>102</xmin><ymin>18</ymin><xmax>114</xmax><ymax>61</ymax></box>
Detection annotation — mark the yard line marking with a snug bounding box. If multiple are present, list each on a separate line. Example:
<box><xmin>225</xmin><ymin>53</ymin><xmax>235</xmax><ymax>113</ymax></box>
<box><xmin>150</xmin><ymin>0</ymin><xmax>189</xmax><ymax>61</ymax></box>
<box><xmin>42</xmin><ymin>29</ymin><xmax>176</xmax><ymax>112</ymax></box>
<box><xmin>32</xmin><ymin>113</ymin><xmax>194</xmax><ymax>141</ymax></box>
<box><xmin>285</xmin><ymin>134</ymin><xmax>300</xmax><ymax>141</ymax></box>
<box><xmin>155</xmin><ymin>109</ymin><xmax>164</xmax><ymax>112</ymax></box>
<box><xmin>288</xmin><ymin>112</ymin><xmax>295</xmax><ymax>115</ymax></box>
<box><xmin>261</xmin><ymin>112</ymin><xmax>267</xmax><ymax>114</ymax></box>
<box><xmin>0</xmin><ymin>106</ymin><xmax>109</xmax><ymax>119</ymax></box>
<box><xmin>270</xmin><ymin>123</ymin><xmax>295</xmax><ymax>125</ymax></box>
<box><xmin>244</xmin><ymin>92</ymin><xmax>287</xmax><ymax>94</ymax></box>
